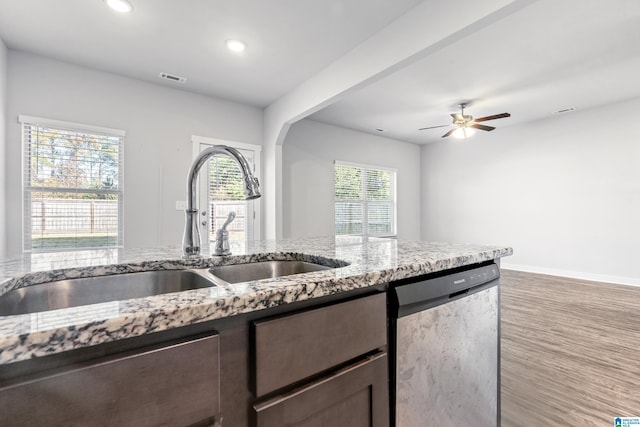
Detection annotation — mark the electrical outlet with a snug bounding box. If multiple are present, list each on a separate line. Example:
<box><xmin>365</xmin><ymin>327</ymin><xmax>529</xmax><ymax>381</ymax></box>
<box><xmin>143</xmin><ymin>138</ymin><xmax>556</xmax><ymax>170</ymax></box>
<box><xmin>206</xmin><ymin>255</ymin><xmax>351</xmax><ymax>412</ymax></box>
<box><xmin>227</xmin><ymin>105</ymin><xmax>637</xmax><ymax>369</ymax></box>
<box><xmin>175</xmin><ymin>201</ymin><xmax>186</xmax><ymax>210</ymax></box>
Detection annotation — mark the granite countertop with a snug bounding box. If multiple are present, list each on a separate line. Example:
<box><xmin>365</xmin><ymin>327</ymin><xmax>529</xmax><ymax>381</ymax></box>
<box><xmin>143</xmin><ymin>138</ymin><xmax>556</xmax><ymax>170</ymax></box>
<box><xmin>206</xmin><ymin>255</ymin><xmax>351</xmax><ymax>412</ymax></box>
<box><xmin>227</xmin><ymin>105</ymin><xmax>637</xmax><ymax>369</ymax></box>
<box><xmin>0</xmin><ymin>237</ymin><xmax>512</xmax><ymax>365</ymax></box>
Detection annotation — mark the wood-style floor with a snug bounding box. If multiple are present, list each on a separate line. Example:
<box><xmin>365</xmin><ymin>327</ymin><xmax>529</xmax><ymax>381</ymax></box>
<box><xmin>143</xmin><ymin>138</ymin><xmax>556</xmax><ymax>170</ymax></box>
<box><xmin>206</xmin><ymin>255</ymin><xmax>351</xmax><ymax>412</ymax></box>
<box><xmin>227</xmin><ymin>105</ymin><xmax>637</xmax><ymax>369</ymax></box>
<box><xmin>500</xmin><ymin>269</ymin><xmax>640</xmax><ymax>426</ymax></box>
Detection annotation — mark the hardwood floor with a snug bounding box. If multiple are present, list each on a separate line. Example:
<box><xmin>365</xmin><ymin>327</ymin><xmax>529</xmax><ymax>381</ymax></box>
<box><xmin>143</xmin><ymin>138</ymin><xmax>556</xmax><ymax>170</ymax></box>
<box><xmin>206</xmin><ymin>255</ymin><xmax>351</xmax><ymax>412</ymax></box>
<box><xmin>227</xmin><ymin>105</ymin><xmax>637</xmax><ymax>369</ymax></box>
<box><xmin>500</xmin><ymin>269</ymin><xmax>640</xmax><ymax>426</ymax></box>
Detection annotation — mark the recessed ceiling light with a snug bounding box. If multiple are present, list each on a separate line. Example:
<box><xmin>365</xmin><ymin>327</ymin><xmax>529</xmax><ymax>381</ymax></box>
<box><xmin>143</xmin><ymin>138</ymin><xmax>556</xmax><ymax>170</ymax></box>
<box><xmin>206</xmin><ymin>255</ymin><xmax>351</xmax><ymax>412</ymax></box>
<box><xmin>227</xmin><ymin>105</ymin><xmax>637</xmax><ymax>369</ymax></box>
<box><xmin>226</xmin><ymin>39</ymin><xmax>246</xmax><ymax>53</ymax></box>
<box><xmin>104</xmin><ymin>0</ymin><xmax>133</xmax><ymax>13</ymax></box>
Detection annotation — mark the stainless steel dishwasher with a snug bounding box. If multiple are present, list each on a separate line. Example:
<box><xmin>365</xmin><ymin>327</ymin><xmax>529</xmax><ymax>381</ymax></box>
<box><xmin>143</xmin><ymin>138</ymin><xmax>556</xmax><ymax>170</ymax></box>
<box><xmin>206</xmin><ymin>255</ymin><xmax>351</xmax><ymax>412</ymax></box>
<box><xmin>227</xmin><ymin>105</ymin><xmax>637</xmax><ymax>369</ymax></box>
<box><xmin>390</xmin><ymin>262</ymin><xmax>500</xmax><ymax>427</ymax></box>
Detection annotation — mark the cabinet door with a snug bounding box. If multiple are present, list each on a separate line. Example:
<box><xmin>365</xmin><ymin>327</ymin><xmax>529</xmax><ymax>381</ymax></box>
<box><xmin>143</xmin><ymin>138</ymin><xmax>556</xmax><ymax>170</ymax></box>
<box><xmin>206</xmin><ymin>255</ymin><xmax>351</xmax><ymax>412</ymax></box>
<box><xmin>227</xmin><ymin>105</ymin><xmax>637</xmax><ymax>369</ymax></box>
<box><xmin>254</xmin><ymin>352</ymin><xmax>389</xmax><ymax>427</ymax></box>
<box><xmin>0</xmin><ymin>333</ymin><xmax>220</xmax><ymax>427</ymax></box>
<box><xmin>253</xmin><ymin>293</ymin><xmax>387</xmax><ymax>397</ymax></box>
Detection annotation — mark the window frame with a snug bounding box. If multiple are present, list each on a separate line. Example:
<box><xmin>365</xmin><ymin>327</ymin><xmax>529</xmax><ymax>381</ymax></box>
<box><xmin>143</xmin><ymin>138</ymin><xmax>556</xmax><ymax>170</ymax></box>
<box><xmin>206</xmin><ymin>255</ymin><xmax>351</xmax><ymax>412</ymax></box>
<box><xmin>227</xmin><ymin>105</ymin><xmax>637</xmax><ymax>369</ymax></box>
<box><xmin>191</xmin><ymin>135</ymin><xmax>262</xmax><ymax>247</ymax></box>
<box><xmin>20</xmin><ymin>115</ymin><xmax>125</xmax><ymax>252</ymax></box>
<box><xmin>333</xmin><ymin>160</ymin><xmax>397</xmax><ymax>238</ymax></box>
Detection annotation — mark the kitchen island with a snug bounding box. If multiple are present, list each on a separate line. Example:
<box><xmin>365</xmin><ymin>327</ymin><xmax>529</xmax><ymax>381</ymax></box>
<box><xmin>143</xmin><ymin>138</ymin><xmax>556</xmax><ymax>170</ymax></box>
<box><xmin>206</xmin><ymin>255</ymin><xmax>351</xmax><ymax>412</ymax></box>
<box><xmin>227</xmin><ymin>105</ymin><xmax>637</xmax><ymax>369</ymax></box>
<box><xmin>0</xmin><ymin>237</ymin><xmax>512</xmax><ymax>426</ymax></box>
<box><xmin>0</xmin><ymin>237</ymin><xmax>511</xmax><ymax>364</ymax></box>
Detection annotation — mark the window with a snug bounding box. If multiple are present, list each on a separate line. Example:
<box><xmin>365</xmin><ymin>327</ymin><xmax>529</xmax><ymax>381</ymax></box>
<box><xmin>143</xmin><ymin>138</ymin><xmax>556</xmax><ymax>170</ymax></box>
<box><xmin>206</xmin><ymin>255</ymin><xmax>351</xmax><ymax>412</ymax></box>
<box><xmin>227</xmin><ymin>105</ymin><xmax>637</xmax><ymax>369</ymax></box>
<box><xmin>192</xmin><ymin>136</ymin><xmax>261</xmax><ymax>248</ymax></box>
<box><xmin>21</xmin><ymin>116</ymin><xmax>124</xmax><ymax>251</ymax></box>
<box><xmin>334</xmin><ymin>161</ymin><xmax>396</xmax><ymax>237</ymax></box>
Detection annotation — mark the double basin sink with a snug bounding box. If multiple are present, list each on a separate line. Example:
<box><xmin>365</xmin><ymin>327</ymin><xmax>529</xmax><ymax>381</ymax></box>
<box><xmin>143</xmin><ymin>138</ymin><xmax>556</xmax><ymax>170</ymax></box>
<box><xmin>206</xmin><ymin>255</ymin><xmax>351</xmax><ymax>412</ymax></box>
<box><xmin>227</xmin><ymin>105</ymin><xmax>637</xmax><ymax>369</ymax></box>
<box><xmin>0</xmin><ymin>260</ymin><xmax>335</xmax><ymax>316</ymax></box>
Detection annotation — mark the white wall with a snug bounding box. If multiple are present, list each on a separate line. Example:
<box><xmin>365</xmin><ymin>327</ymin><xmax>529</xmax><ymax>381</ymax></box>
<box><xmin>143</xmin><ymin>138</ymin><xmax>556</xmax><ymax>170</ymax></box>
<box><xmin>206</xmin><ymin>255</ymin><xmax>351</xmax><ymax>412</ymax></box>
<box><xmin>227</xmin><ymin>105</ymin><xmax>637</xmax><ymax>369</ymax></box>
<box><xmin>5</xmin><ymin>51</ymin><xmax>263</xmax><ymax>256</ymax></box>
<box><xmin>421</xmin><ymin>97</ymin><xmax>640</xmax><ymax>286</ymax></box>
<box><xmin>0</xmin><ymin>38</ymin><xmax>7</xmax><ymax>257</ymax></box>
<box><xmin>263</xmin><ymin>0</ymin><xmax>518</xmax><ymax>240</ymax></box>
<box><xmin>282</xmin><ymin>119</ymin><xmax>421</xmax><ymax>239</ymax></box>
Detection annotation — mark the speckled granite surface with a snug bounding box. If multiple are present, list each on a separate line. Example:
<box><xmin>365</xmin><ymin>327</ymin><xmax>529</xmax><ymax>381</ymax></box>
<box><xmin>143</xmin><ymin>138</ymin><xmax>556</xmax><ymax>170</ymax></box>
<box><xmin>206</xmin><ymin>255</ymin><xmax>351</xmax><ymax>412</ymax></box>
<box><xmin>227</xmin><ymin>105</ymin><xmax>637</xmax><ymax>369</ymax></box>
<box><xmin>0</xmin><ymin>237</ymin><xmax>512</xmax><ymax>364</ymax></box>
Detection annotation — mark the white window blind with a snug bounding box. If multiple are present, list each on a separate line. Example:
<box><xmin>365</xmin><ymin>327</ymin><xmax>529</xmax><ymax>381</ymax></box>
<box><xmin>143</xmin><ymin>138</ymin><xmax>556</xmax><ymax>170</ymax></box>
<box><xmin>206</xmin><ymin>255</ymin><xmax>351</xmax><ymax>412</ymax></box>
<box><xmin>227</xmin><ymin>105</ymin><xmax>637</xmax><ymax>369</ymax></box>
<box><xmin>21</xmin><ymin>116</ymin><xmax>124</xmax><ymax>251</ymax></box>
<box><xmin>334</xmin><ymin>161</ymin><xmax>396</xmax><ymax>237</ymax></box>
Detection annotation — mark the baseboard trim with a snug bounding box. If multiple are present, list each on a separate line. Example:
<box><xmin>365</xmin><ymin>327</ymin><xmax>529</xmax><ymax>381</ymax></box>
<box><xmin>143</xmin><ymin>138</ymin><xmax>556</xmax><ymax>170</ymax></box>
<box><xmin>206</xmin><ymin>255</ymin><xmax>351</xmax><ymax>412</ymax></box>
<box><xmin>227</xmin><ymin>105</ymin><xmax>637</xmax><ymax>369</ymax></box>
<box><xmin>500</xmin><ymin>263</ymin><xmax>640</xmax><ymax>288</ymax></box>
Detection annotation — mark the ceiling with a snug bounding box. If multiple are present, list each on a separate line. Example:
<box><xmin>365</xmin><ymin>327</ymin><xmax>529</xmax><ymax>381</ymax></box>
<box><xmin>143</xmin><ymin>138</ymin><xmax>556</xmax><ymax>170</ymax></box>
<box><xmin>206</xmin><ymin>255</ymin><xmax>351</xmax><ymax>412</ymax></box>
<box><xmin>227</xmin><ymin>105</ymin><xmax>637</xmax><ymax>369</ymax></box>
<box><xmin>1</xmin><ymin>0</ymin><xmax>639</xmax><ymax>145</ymax></box>
<box><xmin>0</xmin><ymin>0</ymin><xmax>422</xmax><ymax>107</ymax></box>
<box><xmin>311</xmin><ymin>0</ymin><xmax>640</xmax><ymax>144</ymax></box>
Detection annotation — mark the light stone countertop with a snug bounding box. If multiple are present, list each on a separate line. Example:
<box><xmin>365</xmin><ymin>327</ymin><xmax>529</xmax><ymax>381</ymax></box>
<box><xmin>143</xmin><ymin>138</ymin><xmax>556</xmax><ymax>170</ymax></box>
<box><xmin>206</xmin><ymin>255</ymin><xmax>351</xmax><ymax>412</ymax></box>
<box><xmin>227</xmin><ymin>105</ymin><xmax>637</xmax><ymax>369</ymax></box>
<box><xmin>0</xmin><ymin>237</ymin><xmax>512</xmax><ymax>365</ymax></box>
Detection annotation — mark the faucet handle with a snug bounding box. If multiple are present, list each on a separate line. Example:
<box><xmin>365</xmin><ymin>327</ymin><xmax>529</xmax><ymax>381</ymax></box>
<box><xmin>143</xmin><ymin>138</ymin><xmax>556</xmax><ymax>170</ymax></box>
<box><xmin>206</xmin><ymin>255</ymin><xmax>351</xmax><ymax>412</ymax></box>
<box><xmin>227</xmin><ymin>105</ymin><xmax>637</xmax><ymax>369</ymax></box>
<box><xmin>220</xmin><ymin>211</ymin><xmax>236</xmax><ymax>231</ymax></box>
<box><xmin>214</xmin><ymin>212</ymin><xmax>236</xmax><ymax>256</ymax></box>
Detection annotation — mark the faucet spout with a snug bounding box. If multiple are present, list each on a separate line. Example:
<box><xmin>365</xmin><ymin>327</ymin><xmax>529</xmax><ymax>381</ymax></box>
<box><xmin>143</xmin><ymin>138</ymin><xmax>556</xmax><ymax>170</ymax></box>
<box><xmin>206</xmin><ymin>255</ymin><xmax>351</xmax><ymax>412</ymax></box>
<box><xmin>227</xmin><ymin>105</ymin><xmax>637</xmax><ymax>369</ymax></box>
<box><xmin>182</xmin><ymin>145</ymin><xmax>261</xmax><ymax>258</ymax></box>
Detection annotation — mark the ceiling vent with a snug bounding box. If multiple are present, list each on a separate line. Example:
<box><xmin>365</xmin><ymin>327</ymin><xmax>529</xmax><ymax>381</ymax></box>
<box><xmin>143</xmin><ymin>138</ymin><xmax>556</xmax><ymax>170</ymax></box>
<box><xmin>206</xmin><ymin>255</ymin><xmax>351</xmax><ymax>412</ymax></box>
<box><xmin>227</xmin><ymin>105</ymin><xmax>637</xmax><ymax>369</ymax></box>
<box><xmin>553</xmin><ymin>107</ymin><xmax>575</xmax><ymax>115</ymax></box>
<box><xmin>159</xmin><ymin>72</ymin><xmax>187</xmax><ymax>84</ymax></box>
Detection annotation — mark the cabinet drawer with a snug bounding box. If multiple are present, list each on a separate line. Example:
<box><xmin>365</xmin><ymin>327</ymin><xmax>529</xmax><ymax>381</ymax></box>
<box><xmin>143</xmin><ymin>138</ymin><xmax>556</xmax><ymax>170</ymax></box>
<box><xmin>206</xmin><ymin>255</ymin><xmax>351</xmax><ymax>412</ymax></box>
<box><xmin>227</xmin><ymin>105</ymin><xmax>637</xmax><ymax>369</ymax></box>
<box><xmin>0</xmin><ymin>333</ymin><xmax>220</xmax><ymax>427</ymax></box>
<box><xmin>253</xmin><ymin>293</ymin><xmax>386</xmax><ymax>396</ymax></box>
<box><xmin>254</xmin><ymin>352</ymin><xmax>389</xmax><ymax>427</ymax></box>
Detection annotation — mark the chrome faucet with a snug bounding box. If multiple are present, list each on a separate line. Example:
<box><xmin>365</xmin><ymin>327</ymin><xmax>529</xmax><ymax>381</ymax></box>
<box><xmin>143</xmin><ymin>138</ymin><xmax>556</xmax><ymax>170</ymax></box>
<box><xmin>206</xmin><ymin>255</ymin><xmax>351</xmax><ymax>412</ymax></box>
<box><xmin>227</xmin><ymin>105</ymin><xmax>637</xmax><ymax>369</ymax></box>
<box><xmin>182</xmin><ymin>145</ymin><xmax>261</xmax><ymax>258</ymax></box>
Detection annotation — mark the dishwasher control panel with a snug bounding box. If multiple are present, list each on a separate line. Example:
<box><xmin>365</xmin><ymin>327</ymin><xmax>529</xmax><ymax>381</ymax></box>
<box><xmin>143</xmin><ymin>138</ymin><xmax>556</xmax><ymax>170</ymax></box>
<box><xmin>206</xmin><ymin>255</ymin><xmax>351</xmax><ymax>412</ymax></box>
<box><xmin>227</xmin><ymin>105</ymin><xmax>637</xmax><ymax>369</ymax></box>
<box><xmin>393</xmin><ymin>262</ymin><xmax>499</xmax><ymax>318</ymax></box>
<box><xmin>450</xmin><ymin>264</ymin><xmax>499</xmax><ymax>290</ymax></box>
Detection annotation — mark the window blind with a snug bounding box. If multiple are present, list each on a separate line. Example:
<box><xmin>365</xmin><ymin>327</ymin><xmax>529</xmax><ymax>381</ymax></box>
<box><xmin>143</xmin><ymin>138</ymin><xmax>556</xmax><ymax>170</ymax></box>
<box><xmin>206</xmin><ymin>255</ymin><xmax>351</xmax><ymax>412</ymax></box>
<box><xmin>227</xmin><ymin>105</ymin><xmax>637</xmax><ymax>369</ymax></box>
<box><xmin>334</xmin><ymin>162</ymin><xmax>396</xmax><ymax>237</ymax></box>
<box><xmin>21</xmin><ymin>117</ymin><xmax>124</xmax><ymax>251</ymax></box>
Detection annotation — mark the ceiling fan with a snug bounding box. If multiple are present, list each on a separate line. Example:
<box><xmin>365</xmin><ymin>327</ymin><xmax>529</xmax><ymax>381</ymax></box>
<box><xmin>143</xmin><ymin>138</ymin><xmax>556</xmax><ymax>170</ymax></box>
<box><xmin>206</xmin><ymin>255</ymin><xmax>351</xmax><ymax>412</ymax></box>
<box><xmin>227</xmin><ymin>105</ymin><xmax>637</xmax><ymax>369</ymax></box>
<box><xmin>418</xmin><ymin>103</ymin><xmax>511</xmax><ymax>138</ymax></box>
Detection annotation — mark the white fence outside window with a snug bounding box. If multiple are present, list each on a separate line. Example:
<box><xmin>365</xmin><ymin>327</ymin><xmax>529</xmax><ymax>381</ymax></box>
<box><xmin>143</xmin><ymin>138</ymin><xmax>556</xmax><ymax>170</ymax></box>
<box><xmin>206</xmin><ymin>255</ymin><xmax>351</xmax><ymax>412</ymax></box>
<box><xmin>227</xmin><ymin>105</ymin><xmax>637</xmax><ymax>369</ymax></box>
<box><xmin>31</xmin><ymin>199</ymin><xmax>248</xmax><ymax>243</ymax></box>
<box><xmin>32</xmin><ymin>199</ymin><xmax>118</xmax><ymax>235</ymax></box>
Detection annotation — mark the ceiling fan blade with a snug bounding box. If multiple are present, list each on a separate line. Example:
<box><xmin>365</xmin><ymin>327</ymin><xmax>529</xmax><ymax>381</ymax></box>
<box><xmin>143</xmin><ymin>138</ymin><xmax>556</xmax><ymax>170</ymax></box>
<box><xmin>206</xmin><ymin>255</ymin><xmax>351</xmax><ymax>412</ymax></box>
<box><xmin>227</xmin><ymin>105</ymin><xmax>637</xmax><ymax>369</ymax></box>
<box><xmin>451</xmin><ymin>113</ymin><xmax>464</xmax><ymax>122</ymax></box>
<box><xmin>442</xmin><ymin>128</ymin><xmax>456</xmax><ymax>138</ymax></box>
<box><xmin>470</xmin><ymin>124</ymin><xmax>496</xmax><ymax>132</ymax></box>
<box><xmin>473</xmin><ymin>113</ymin><xmax>511</xmax><ymax>122</ymax></box>
<box><xmin>418</xmin><ymin>124</ymin><xmax>449</xmax><ymax>130</ymax></box>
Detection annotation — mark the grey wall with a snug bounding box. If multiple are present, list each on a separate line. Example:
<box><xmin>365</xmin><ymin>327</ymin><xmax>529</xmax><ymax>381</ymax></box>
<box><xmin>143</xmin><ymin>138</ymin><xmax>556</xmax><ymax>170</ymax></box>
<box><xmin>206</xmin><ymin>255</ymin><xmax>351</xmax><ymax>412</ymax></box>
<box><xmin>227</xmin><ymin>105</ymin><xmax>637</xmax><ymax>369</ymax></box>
<box><xmin>282</xmin><ymin>119</ymin><xmax>421</xmax><ymax>239</ymax></box>
<box><xmin>0</xmin><ymin>39</ymin><xmax>6</xmax><ymax>257</ymax></box>
<box><xmin>5</xmin><ymin>51</ymin><xmax>263</xmax><ymax>256</ymax></box>
<box><xmin>421</xmin><ymin>97</ymin><xmax>640</xmax><ymax>286</ymax></box>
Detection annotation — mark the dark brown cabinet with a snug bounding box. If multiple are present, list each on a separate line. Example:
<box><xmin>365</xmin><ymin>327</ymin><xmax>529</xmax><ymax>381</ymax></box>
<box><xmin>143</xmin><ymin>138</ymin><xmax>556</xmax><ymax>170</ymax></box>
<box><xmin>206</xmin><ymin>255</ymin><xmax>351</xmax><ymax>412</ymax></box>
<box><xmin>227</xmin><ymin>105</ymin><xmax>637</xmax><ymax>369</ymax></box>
<box><xmin>252</xmin><ymin>293</ymin><xmax>389</xmax><ymax>427</ymax></box>
<box><xmin>0</xmin><ymin>333</ymin><xmax>220</xmax><ymax>427</ymax></box>
<box><xmin>254</xmin><ymin>352</ymin><xmax>388</xmax><ymax>427</ymax></box>
<box><xmin>0</xmin><ymin>290</ymin><xmax>389</xmax><ymax>427</ymax></box>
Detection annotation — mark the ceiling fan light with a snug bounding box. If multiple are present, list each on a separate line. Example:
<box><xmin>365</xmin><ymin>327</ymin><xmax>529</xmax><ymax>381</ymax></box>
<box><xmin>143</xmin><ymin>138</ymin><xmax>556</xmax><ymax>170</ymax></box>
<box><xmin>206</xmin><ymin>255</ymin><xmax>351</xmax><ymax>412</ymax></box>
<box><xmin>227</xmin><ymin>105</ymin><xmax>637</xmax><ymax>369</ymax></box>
<box><xmin>105</xmin><ymin>0</ymin><xmax>133</xmax><ymax>13</ymax></box>
<box><xmin>452</xmin><ymin>127</ymin><xmax>475</xmax><ymax>139</ymax></box>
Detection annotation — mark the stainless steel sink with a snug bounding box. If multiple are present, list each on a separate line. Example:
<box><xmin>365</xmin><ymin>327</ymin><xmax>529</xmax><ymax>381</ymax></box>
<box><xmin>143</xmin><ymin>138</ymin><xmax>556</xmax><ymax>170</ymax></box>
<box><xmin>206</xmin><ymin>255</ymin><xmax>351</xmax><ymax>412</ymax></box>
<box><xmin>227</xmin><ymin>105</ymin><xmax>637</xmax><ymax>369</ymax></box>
<box><xmin>0</xmin><ymin>269</ymin><xmax>218</xmax><ymax>316</ymax></box>
<box><xmin>209</xmin><ymin>260</ymin><xmax>333</xmax><ymax>284</ymax></box>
